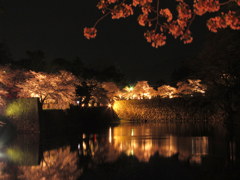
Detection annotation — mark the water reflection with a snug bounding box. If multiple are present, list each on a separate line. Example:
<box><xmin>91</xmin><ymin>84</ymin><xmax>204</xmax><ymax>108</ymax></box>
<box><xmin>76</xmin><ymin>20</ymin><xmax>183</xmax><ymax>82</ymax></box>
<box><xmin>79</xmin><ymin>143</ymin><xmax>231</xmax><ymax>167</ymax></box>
<box><xmin>0</xmin><ymin>132</ymin><xmax>81</xmax><ymax>180</ymax></box>
<box><xmin>76</xmin><ymin>122</ymin><xmax>240</xmax><ymax>179</ymax></box>
<box><xmin>19</xmin><ymin>146</ymin><xmax>81</xmax><ymax>180</ymax></box>
<box><xmin>229</xmin><ymin>140</ymin><xmax>236</xmax><ymax>162</ymax></box>
<box><xmin>78</xmin><ymin>123</ymin><xmax>210</xmax><ymax>164</ymax></box>
<box><xmin>0</xmin><ymin>146</ymin><xmax>81</xmax><ymax>180</ymax></box>
<box><xmin>78</xmin><ymin>134</ymin><xmax>99</xmax><ymax>157</ymax></box>
<box><xmin>113</xmin><ymin>134</ymin><xmax>208</xmax><ymax>164</ymax></box>
<box><xmin>0</xmin><ymin>122</ymin><xmax>240</xmax><ymax>179</ymax></box>
<box><xmin>6</xmin><ymin>134</ymin><xmax>40</xmax><ymax>166</ymax></box>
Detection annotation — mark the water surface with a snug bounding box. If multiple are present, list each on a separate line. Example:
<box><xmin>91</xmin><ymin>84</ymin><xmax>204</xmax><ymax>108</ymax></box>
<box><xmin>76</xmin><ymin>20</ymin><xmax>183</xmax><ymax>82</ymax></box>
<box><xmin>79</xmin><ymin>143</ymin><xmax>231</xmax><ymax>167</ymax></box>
<box><xmin>0</xmin><ymin>121</ymin><xmax>239</xmax><ymax>180</ymax></box>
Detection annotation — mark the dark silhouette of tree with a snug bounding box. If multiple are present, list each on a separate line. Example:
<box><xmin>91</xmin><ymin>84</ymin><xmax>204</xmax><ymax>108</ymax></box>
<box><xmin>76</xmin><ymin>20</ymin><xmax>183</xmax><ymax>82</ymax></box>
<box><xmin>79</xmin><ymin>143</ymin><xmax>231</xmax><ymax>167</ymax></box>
<box><xmin>97</xmin><ymin>65</ymin><xmax>125</xmax><ymax>84</ymax></box>
<box><xmin>69</xmin><ymin>57</ymin><xmax>85</xmax><ymax>76</ymax></box>
<box><xmin>0</xmin><ymin>0</ymin><xmax>5</xmax><ymax>14</ymax></box>
<box><xmin>76</xmin><ymin>80</ymin><xmax>109</xmax><ymax>106</ymax></box>
<box><xmin>48</xmin><ymin>57</ymin><xmax>93</xmax><ymax>79</ymax></box>
<box><xmin>76</xmin><ymin>82</ymin><xmax>92</xmax><ymax>106</ymax></box>
<box><xmin>13</xmin><ymin>50</ymin><xmax>46</xmax><ymax>71</ymax></box>
<box><xmin>187</xmin><ymin>30</ymin><xmax>240</xmax><ymax>119</ymax></box>
<box><xmin>48</xmin><ymin>58</ymin><xmax>71</xmax><ymax>73</ymax></box>
<box><xmin>0</xmin><ymin>43</ymin><xmax>12</xmax><ymax>65</ymax></box>
<box><xmin>171</xmin><ymin>66</ymin><xmax>193</xmax><ymax>83</ymax></box>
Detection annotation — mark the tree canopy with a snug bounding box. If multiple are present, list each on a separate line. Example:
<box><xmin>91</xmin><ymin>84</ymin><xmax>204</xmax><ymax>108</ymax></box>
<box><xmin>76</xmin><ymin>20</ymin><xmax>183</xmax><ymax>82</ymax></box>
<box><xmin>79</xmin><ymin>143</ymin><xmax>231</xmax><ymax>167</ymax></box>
<box><xmin>84</xmin><ymin>0</ymin><xmax>240</xmax><ymax>47</ymax></box>
<box><xmin>17</xmin><ymin>71</ymin><xmax>80</xmax><ymax>108</ymax></box>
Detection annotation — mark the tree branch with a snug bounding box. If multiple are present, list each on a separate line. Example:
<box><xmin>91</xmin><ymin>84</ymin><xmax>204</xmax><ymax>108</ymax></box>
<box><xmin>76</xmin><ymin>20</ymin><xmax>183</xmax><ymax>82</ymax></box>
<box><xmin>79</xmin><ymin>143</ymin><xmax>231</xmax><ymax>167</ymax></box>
<box><xmin>94</xmin><ymin>11</ymin><xmax>111</xmax><ymax>27</ymax></box>
<box><xmin>220</xmin><ymin>0</ymin><xmax>235</xmax><ymax>6</ymax></box>
<box><xmin>155</xmin><ymin>0</ymin><xmax>160</xmax><ymax>31</ymax></box>
<box><xmin>186</xmin><ymin>13</ymin><xmax>196</xmax><ymax>32</ymax></box>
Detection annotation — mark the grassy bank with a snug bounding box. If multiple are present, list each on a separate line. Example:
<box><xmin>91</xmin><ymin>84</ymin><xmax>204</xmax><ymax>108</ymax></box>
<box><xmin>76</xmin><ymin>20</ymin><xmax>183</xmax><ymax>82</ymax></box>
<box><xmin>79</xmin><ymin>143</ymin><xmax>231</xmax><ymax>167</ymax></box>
<box><xmin>113</xmin><ymin>97</ymin><xmax>224</xmax><ymax>124</ymax></box>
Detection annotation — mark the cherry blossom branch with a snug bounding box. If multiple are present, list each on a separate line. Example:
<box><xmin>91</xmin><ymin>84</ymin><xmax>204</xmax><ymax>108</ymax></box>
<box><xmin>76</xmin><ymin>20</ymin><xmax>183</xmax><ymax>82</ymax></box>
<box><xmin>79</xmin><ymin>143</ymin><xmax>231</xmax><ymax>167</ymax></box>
<box><xmin>186</xmin><ymin>13</ymin><xmax>196</xmax><ymax>32</ymax></box>
<box><xmin>150</xmin><ymin>5</ymin><xmax>157</xmax><ymax>13</ymax></box>
<box><xmin>84</xmin><ymin>0</ymin><xmax>240</xmax><ymax>47</ymax></box>
<box><xmin>155</xmin><ymin>0</ymin><xmax>160</xmax><ymax>31</ymax></box>
<box><xmin>148</xmin><ymin>17</ymin><xmax>157</xmax><ymax>22</ymax></box>
<box><xmin>220</xmin><ymin>0</ymin><xmax>235</xmax><ymax>6</ymax></box>
<box><xmin>94</xmin><ymin>11</ymin><xmax>111</xmax><ymax>27</ymax></box>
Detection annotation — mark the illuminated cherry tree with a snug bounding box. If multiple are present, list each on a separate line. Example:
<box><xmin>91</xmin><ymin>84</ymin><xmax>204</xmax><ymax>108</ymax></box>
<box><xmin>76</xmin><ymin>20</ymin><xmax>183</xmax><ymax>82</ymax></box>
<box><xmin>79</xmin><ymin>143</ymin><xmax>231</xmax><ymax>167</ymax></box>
<box><xmin>114</xmin><ymin>79</ymin><xmax>206</xmax><ymax>100</ymax></box>
<box><xmin>118</xmin><ymin>85</ymin><xmax>135</xmax><ymax>99</ymax></box>
<box><xmin>177</xmin><ymin>79</ymin><xmax>206</xmax><ymax>95</ymax></box>
<box><xmin>0</xmin><ymin>66</ymin><xmax>25</xmax><ymax>107</ymax></box>
<box><xmin>17</xmin><ymin>70</ymin><xmax>80</xmax><ymax>109</ymax></box>
<box><xmin>133</xmin><ymin>81</ymin><xmax>157</xmax><ymax>99</ymax></box>
<box><xmin>0</xmin><ymin>89</ymin><xmax>7</xmax><ymax>107</ymax></box>
<box><xmin>157</xmin><ymin>85</ymin><xmax>178</xmax><ymax>98</ymax></box>
<box><xmin>102</xmin><ymin>81</ymin><xmax>120</xmax><ymax>101</ymax></box>
<box><xmin>84</xmin><ymin>0</ymin><xmax>240</xmax><ymax>47</ymax></box>
<box><xmin>117</xmin><ymin>81</ymin><xmax>157</xmax><ymax>99</ymax></box>
<box><xmin>0</xmin><ymin>67</ymin><xmax>13</xmax><ymax>106</ymax></box>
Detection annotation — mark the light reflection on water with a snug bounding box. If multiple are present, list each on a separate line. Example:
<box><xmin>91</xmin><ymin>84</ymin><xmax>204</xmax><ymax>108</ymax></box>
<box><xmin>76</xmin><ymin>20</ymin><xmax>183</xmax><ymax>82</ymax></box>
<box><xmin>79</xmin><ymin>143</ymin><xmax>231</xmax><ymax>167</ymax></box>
<box><xmin>79</xmin><ymin>122</ymin><xmax>210</xmax><ymax>164</ymax></box>
<box><xmin>0</xmin><ymin>122</ymin><xmax>239</xmax><ymax>179</ymax></box>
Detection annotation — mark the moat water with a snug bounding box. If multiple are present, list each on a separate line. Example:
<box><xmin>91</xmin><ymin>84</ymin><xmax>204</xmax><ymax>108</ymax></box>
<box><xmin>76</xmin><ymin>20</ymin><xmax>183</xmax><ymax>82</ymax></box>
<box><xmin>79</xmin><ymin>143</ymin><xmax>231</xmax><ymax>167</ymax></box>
<box><xmin>0</xmin><ymin>120</ymin><xmax>240</xmax><ymax>180</ymax></box>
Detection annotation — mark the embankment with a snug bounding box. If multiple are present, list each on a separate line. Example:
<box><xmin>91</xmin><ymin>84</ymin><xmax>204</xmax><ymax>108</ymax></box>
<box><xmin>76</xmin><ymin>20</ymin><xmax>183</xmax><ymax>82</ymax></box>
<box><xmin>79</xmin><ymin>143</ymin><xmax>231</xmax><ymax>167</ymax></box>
<box><xmin>113</xmin><ymin>98</ymin><xmax>225</xmax><ymax>124</ymax></box>
<box><xmin>41</xmin><ymin>107</ymin><xmax>118</xmax><ymax>135</ymax></box>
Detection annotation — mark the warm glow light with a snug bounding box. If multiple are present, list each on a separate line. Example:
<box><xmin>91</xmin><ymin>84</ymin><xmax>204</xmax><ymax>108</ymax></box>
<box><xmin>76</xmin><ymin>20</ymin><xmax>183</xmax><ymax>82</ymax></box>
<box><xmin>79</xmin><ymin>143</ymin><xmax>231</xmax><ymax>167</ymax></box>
<box><xmin>108</xmin><ymin>104</ymin><xmax>112</xmax><ymax>108</ymax></box>
<box><xmin>111</xmin><ymin>126</ymin><xmax>209</xmax><ymax>162</ymax></box>
<box><xmin>124</xmin><ymin>86</ymin><xmax>134</xmax><ymax>92</ymax></box>
<box><xmin>109</xmin><ymin>127</ymin><xmax>112</xmax><ymax>143</ymax></box>
<box><xmin>82</xmin><ymin>142</ymin><xmax>87</xmax><ymax>150</ymax></box>
<box><xmin>114</xmin><ymin>80</ymin><xmax>206</xmax><ymax>100</ymax></box>
<box><xmin>131</xmin><ymin>129</ymin><xmax>134</xmax><ymax>136</ymax></box>
<box><xmin>113</xmin><ymin>101</ymin><xmax>120</xmax><ymax>112</ymax></box>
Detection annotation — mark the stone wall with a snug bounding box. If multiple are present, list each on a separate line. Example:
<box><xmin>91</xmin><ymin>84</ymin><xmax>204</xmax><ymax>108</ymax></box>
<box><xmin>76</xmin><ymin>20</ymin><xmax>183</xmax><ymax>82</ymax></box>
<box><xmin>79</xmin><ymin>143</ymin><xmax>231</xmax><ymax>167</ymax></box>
<box><xmin>113</xmin><ymin>98</ymin><xmax>222</xmax><ymax>124</ymax></box>
<box><xmin>4</xmin><ymin>98</ymin><xmax>40</xmax><ymax>133</ymax></box>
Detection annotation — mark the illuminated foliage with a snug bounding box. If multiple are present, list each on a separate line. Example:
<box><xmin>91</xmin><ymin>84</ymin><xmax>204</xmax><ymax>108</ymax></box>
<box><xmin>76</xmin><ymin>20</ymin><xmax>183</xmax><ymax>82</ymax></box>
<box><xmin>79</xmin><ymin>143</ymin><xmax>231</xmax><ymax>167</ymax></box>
<box><xmin>207</xmin><ymin>11</ymin><xmax>240</xmax><ymax>32</ymax></box>
<box><xmin>0</xmin><ymin>65</ymin><xmax>207</xmax><ymax>109</ymax></box>
<box><xmin>177</xmin><ymin>79</ymin><xmax>206</xmax><ymax>95</ymax></box>
<box><xmin>83</xmin><ymin>27</ymin><xmax>97</xmax><ymax>39</ymax></box>
<box><xmin>84</xmin><ymin>0</ymin><xmax>240</xmax><ymax>47</ymax></box>
<box><xmin>118</xmin><ymin>81</ymin><xmax>157</xmax><ymax>100</ymax></box>
<box><xmin>132</xmin><ymin>81</ymin><xmax>157</xmax><ymax>99</ymax></box>
<box><xmin>17</xmin><ymin>71</ymin><xmax>80</xmax><ymax>109</ymax></box>
<box><xmin>0</xmin><ymin>66</ymin><xmax>25</xmax><ymax>107</ymax></box>
<box><xmin>114</xmin><ymin>79</ymin><xmax>206</xmax><ymax>100</ymax></box>
<box><xmin>0</xmin><ymin>66</ymin><xmax>13</xmax><ymax>106</ymax></box>
<box><xmin>157</xmin><ymin>85</ymin><xmax>178</xmax><ymax>98</ymax></box>
<box><xmin>102</xmin><ymin>81</ymin><xmax>120</xmax><ymax>101</ymax></box>
<box><xmin>0</xmin><ymin>89</ymin><xmax>7</xmax><ymax>107</ymax></box>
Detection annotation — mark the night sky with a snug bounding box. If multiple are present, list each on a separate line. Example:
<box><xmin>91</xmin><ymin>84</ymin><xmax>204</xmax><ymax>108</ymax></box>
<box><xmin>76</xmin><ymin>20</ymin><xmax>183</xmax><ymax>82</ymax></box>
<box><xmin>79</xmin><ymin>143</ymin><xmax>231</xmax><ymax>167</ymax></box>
<box><xmin>0</xmin><ymin>0</ymin><xmax>209</xmax><ymax>81</ymax></box>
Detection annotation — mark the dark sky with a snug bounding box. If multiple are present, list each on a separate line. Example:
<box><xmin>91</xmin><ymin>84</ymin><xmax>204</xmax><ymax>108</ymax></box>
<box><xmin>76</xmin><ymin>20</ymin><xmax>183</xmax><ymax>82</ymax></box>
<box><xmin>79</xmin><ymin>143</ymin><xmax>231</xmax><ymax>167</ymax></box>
<box><xmin>0</xmin><ymin>0</ymin><xmax>208</xmax><ymax>82</ymax></box>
